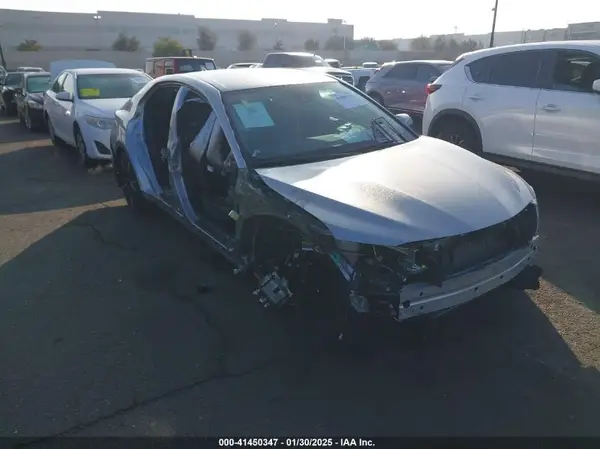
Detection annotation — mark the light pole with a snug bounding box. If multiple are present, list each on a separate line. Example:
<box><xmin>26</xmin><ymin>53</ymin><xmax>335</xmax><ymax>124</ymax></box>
<box><xmin>489</xmin><ymin>0</ymin><xmax>499</xmax><ymax>48</ymax></box>
<box><xmin>93</xmin><ymin>15</ymin><xmax>102</xmax><ymax>50</ymax></box>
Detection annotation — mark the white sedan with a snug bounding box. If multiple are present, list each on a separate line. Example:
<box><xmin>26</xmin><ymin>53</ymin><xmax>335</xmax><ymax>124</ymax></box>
<box><xmin>43</xmin><ymin>68</ymin><xmax>151</xmax><ymax>168</ymax></box>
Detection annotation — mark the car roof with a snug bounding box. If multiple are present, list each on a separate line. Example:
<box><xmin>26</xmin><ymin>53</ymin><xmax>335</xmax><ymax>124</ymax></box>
<box><xmin>460</xmin><ymin>40</ymin><xmax>600</xmax><ymax>60</ymax></box>
<box><xmin>179</xmin><ymin>68</ymin><xmax>336</xmax><ymax>92</ymax></box>
<box><xmin>67</xmin><ymin>68</ymin><xmax>148</xmax><ymax>76</ymax></box>
<box><xmin>392</xmin><ymin>60</ymin><xmax>454</xmax><ymax>65</ymax></box>
<box><xmin>267</xmin><ymin>52</ymin><xmax>319</xmax><ymax>57</ymax></box>
<box><xmin>24</xmin><ymin>71</ymin><xmax>50</xmax><ymax>77</ymax></box>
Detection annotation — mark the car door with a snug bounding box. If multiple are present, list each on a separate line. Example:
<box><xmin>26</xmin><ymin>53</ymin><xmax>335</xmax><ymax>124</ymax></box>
<box><xmin>380</xmin><ymin>63</ymin><xmax>419</xmax><ymax>111</ymax></box>
<box><xmin>532</xmin><ymin>49</ymin><xmax>600</xmax><ymax>174</ymax></box>
<box><xmin>462</xmin><ymin>50</ymin><xmax>544</xmax><ymax>158</ymax></box>
<box><xmin>54</xmin><ymin>72</ymin><xmax>77</xmax><ymax>144</ymax></box>
<box><xmin>44</xmin><ymin>72</ymin><xmax>67</xmax><ymax>131</ymax></box>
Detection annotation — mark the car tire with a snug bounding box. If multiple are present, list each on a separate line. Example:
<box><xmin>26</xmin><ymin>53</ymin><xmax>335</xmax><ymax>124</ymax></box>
<box><xmin>47</xmin><ymin>115</ymin><xmax>66</xmax><ymax>148</ymax></box>
<box><xmin>434</xmin><ymin>118</ymin><xmax>481</xmax><ymax>153</ymax></box>
<box><xmin>115</xmin><ymin>150</ymin><xmax>149</xmax><ymax>214</ymax></box>
<box><xmin>74</xmin><ymin>127</ymin><xmax>94</xmax><ymax>168</ymax></box>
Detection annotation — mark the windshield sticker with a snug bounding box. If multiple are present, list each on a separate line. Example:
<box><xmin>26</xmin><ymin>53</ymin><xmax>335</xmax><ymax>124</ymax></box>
<box><xmin>331</xmin><ymin>92</ymin><xmax>369</xmax><ymax>109</ymax></box>
<box><xmin>233</xmin><ymin>102</ymin><xmax>275</xmax><ymax>128</ymax></box>
<box><xmin>79</xmin><ymin>88</ymin><xmax>100</xmax><ymax>97</ymax></box>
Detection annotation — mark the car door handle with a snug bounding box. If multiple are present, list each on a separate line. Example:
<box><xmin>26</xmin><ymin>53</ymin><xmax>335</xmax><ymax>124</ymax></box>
<box><xmin>467</xmin><ymin>94</ymin><xmax>483</xmax><ymax>101</ymax></box>
<box><xmin>541</xmin><ymin>104</ymin><xmax>560</xmax><ymax>112</ymax></box>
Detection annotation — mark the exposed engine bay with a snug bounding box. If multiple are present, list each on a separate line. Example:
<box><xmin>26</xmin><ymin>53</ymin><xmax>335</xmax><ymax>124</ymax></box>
<box><xmin>250</xmin><ymin>201</ymin><xmax>542</xmax><ymax>323</ymax></box>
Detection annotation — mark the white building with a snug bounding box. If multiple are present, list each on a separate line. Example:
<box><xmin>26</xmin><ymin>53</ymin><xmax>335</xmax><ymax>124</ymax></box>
<box><xmin>0</xmin><ymin>9</ymin><xmax>354</xmax><ymax>52</ymax></box>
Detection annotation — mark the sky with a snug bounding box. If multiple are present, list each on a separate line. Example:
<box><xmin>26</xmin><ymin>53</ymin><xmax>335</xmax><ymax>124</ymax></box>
<box><xmin>1</xmin><ymin>0</ymin><xmax>599</xmax><ymax>40</ymax></box>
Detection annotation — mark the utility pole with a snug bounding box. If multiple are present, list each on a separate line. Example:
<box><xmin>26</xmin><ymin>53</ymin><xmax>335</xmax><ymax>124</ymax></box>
<box><xmin>489</xmin><ymin>0</ymin><xmax>499</xmax><ymax>48</ymax></box>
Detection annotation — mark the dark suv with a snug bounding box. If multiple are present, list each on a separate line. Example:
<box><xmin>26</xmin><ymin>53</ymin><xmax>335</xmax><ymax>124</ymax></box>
<box><xmin>262</xmin><ymin>52</ymin><xmax>355</xmax><ymax>85</ymax></box>
<box><xmin>365</xmin><ymin>60</ymin><xmax>452</xmax><ymax>115</ymax></box>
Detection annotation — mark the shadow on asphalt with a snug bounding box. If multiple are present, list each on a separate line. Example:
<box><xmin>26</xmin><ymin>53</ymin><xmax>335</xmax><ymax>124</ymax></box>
<box><xmin>1</xmin><ymin>205</ymin><xmax>599</xmax><ymax>437</ymax></box>
<box><xmin>0</xmin><ymin>118</ymin><xmax>49</xmax><ymax>144</ymax></box>
<box><xmin>0</xmin><ymin>143</ymin><xmax>121</xmax><ymax>215</ymax></box>
<box><xmin>520</xmin><ymin>170</ymin><xmax>600</xmax><ymax>314</ymax></box>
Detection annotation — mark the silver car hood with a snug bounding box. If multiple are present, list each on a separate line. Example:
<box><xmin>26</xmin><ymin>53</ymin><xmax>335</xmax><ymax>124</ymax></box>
<box><xmin>255</xmin><ymin>136</ymin><xmax>535</xmax><ymax>246</ymax></box>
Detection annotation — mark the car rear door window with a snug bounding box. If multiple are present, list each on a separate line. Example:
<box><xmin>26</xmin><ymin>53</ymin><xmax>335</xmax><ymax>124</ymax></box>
<box><xmin>416</xmin><ymin>64</ymin><xmax>440</xmax><ymax>82</ymax></box>
<box><xmin>487</xmin><ymin>51</ymin><xmax>544</xmax><ymax>88</ymax></box>
<box><xmin>385</xmin><ymin>63</ymin><xmax>418</xmax><ymax>80</ymax></box>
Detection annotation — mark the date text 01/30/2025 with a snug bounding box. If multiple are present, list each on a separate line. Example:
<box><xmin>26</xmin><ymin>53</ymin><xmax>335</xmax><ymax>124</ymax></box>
<box><xmin>218</xmin><ymin>438</ymin><xmax>375</xmax><ymax>447</ymax></box>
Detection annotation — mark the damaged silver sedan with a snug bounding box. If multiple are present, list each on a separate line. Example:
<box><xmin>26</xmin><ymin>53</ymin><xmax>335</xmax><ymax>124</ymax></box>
<box><xmin>110</xmin><ymin>68</ymin><xmax>542</xmax><ymax>338</ymax></box>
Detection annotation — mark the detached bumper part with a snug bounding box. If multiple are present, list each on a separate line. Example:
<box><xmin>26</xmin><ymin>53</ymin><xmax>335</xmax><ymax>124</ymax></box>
<box><xmin>393</xmin><ymin>246</ymin><xmax>538</xmax><ymax>322</ymax></box>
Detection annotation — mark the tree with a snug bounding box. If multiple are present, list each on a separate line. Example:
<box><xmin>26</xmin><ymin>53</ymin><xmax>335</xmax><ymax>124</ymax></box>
<box><xmin>197</xmin><ymin>26</ymin><xmax>217</xmax><ymax>51</ymax></box>
<box><xmin>237</xmin><ymin>30</ymin><xmax>257</xmax><ymax>51</ymax></box>
<box><xmin>324</xmin><ymin>35</ymin><xmax>345</xmax><ymax>51</ymax></box>
<box><xmin>152</xmin><ymin>37</ymin><xmax>184</xmax><ymax>57</ymax></box>
<box><xmin>304</xmin><ymin>38</ymin><xmax>319</xmax><ymax>51</ymax></box>
<box><xmin>377</xmin><ymin>40</ymin><xmax>397</xmax><ymax>51</ymax></box>
<box><xmin>16</xmin><ymin>40</ymin><xmax>42</xmax><ymax>51</ymax></box>
<box><xmin>410</xmin><ymin>36</ymin><xmax>432</xmax><ymax>51</ymax></box>
<box><xmin>355</xmin><ymin>37</ymin><xmax>378</xmax><ymax>51</ymax></box>
<box><xmin>111</xmin><ymin>33</ymin><xmax>140</xmax><ymax>52</ymax></box>
<box><xmin>273</xmin><ymin>39</ymin><xmax>284</xmax><ymax>51</ymax></box>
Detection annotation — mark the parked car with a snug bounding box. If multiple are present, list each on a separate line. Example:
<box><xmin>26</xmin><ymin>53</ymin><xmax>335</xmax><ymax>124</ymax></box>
<box><xmin>44</xmin><ymin>68</ymin><xmax>152</xmax><ymax>168</ymax></box>
<box><xmin>250</xmin><ymin>63</ymin><xmax>263</xmax><ymax>68</ymax></box>
<box><xmin>227</xmin><ymin>63</ymin><xmax>259</xmax><ymax>69</ymax></box>
<box><xmin>325</xmin><ymin>58</ymin><xmax>342</xmax><ymax>68</ymax></box>
<box><xmin>16</xmin><ymin>66</ymin><xmax>45</xmax><ymax>73</ymax></box>
<box><xmin>110</xmin><ymin>68</ymin><xmax>541</xmax><ymax>341</ymax></box>
<box><xmin>145</xmin><ymin>56</ymin><xmax>217</xmax><ymax>78</ymax></box>
<box><xmin>423</xmin><ymin>41</ymin><xmax>600</xmax><ymax>179</ymax></box>
<box><xmin>343</xmin><ymin>62</ymin><xmax>382</xmax><ymax>91</ymax></box>
<box><xmin>262</xmin><ymin>52</ymin><xmax>355</xmax><ymax>85</ymax></box>
<box><xmin>15</xmin><ymin>71</ymin><xmax>51</xmax><ymax>131</ymax></box>
<box><xmin>365</xmin><ymin>60</ymin><xmax>453</xmax><ymax>116</ymax></box>
<box><xmin>0</xmin><ymin>72</ymin><xmax>24</xmax><ymax>116</ymax></box>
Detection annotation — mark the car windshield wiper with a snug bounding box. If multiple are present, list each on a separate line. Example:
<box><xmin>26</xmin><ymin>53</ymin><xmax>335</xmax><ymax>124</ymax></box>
<box><xmin>371</xmin><ymin>117</ymin><xmax>404</xmax><ymax>145</ymax></box>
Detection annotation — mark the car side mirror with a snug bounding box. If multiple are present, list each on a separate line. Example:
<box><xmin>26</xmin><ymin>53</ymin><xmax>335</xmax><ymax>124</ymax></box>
<box><xmin>593</xmin><ymin>79</ymin><xmax>600</xmax><ymax>94</ymax></box>
<box><xmin>56</xmin><ymin>91</ymin><xmax>73</xmax><ymax>102</ymax></box>
<box><xmin>395</xmin><ymin>113</ymin><xmax>413</xmax><ymax>128</ymax></box>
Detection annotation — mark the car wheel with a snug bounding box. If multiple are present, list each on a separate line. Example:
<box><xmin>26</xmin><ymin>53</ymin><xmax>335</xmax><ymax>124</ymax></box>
<box><xmin>434</xmin><ymin>119</ymin><xmax>481</xmax><ymax>153</ymax></box>
<box><xmin>116</xmin><ymin>150</ymin><xmax>149</xmax><ymax>213</ymax></box>
<box><xmin>74</xmin><ymin>127</ymin><xmax>94</xmax><ymax>168</ymax></box>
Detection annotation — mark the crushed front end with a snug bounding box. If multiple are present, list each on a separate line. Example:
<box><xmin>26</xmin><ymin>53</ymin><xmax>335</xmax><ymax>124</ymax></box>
<box><xmin>329</xmin><ymin>202</ymin><xmax>542</xmax><ymax>322</ymax></box>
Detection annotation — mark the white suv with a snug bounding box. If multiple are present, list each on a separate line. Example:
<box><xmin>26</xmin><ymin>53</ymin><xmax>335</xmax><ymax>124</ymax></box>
<box><xmin>422</xmin><ymin>41</ymin><xmax>600</xmax><ymax>178</ymax></box>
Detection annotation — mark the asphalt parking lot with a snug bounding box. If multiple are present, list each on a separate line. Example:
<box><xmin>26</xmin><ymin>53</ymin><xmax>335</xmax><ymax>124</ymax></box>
<box><xmin>1</xmin><ymin>116</ymin><xmax>599</xmax><ymax>438</ymax></box>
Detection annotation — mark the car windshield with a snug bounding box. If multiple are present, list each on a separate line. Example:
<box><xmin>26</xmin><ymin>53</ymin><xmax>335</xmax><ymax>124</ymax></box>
<box><xmin>26</xmin><ymin>75</ymin><xmax>51</xmax><ymax>93</ymax></box>
<box><xmin>4</xmin><ymin>74</ymin><xmax>23</xmax><ymax>85</ymax></box>
<box><xmin>76</xmin><ymin>73</ymin><xmax>151</xmax><ymax>99</ymax></box>
<box><xmin>223</xmin><ymin>81</ymin><xmax>415</xmax><ymax>167</ymax></box>
<box><xmin>177</xmin><ymin>59</ymin><xmax>217</xmax><ymax>72</ymax></box>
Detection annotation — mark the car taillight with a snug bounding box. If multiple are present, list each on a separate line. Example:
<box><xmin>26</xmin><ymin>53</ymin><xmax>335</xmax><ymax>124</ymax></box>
<box><xmin>426</xmin><ymin>83</ymin><xmax>441</xmax><ymax>95</ymax></box>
